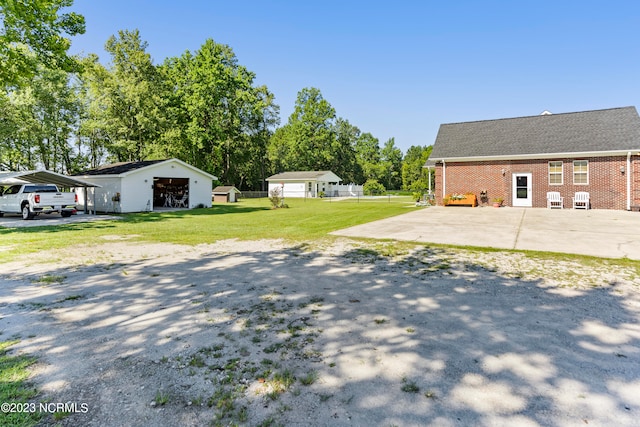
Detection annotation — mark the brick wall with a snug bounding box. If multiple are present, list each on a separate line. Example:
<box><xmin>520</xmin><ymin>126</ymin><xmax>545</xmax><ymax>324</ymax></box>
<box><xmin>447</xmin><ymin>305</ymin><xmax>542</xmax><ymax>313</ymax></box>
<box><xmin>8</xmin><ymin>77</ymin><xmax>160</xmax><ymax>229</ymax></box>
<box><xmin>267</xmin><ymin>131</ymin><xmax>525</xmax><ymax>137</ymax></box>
<box><xmin>434</xmin><ymin>155</ymin><xmax>639</xmax><ymax>210</ymax></box>
<box><xmin>633</xmin><ymin>156</ymin><xmax>640</xmax><ymax>208</ymax></box>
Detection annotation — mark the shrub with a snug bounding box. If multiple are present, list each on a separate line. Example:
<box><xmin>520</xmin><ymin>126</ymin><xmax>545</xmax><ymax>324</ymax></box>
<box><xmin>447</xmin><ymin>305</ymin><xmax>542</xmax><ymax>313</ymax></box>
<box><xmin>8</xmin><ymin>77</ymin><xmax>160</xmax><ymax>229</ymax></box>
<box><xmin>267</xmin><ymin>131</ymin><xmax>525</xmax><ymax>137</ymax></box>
<box><xmin>269</xmin><ymin>187</ymin><xmax>283</xmax><ymax>209</ymax></box>
<box><xmin>363</xmin><ymin>179</ymin><xmax>386</xmax><ymax>196</ymax></box>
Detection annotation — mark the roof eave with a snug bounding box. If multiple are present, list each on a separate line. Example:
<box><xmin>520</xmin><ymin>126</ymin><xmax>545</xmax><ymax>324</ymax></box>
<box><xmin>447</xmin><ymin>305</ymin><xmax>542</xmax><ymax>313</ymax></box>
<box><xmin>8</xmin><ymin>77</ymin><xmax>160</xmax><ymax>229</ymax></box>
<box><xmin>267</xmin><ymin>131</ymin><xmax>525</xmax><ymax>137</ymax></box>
<box><xmin>430</xmin><ymin>149</ymin><xmax>640</xmax><ymax>163</ymax></box>
<box><xmin>119</xmin><ymin>159</ymin><xmax>217</xmax><ymax>180</ymax></box>
<box><xmin>77</xmin><ymin>159</ymin><xmax>218</xmax><ymax>180</ymax></box>
<box><xmin>0</xmin><ymin>170</ymin><xmax>102</xmax><ymax>187</ymax></box>
<box><xmin>75</xmin><ymin>173</ymin><xmax>126</xmax><ymax>178</ymax></box>
<box><xmin>268</xmin><ymin>177</ymin><xmax>339</xmax><ymax>181</ymax></box>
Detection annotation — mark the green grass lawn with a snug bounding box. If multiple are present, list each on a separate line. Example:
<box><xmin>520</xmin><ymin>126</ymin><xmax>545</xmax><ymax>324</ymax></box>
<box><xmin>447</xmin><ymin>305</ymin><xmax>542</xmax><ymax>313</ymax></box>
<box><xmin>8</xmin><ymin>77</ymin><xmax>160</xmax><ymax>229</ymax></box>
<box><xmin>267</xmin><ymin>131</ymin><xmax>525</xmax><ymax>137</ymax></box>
<box><xmin>0</xmin><ymin>197</ymin><xmax>418</xmax><ymax>262</ymax></box>
<box><xmin>0</xmin><ymin>340</ymin><xmax>42</xmax><ymax>427</ymax></box>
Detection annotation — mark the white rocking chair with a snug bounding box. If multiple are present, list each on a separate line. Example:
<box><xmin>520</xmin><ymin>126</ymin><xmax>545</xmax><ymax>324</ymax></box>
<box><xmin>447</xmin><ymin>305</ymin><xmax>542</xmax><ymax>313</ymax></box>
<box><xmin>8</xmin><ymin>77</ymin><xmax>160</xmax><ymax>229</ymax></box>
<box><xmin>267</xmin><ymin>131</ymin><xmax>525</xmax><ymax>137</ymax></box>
<box><xmin>176</xmin><ymin>193</ymin><xmax>188</xmax><ymax>208</ymax></box>
<box><xmin>572</xmin><ymin>192</ymin><xmax>590</xmax><ymax>209</ymax></box>
<box><xmin>546</xmin><ymin>191</ymin><xmax>563</xmax><ymax>209</ymax></box>
<box><xmin>163</xmin><ymin>194</ymin><xmax>174</xmax><ymax>207</ymax></box>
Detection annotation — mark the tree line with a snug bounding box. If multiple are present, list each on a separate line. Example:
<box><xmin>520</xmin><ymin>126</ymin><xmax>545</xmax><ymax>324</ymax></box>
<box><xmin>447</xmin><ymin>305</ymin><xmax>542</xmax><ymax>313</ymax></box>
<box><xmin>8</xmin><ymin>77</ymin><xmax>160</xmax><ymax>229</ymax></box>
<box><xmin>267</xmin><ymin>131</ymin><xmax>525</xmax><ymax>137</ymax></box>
<box><xmin>0</xmin><ymin>2</ymin><xmax>432</xmax><ymax>191</ymax></box>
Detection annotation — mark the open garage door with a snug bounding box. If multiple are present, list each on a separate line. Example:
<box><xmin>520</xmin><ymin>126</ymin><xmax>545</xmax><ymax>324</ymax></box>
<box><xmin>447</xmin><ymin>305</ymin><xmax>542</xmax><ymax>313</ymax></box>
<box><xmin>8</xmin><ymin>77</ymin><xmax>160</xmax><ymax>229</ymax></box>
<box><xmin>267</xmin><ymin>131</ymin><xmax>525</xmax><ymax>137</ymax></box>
<box><xmin>153</xmin><ymin>177</ymin><xmax>189</xmax><ymax>208</ymax></box>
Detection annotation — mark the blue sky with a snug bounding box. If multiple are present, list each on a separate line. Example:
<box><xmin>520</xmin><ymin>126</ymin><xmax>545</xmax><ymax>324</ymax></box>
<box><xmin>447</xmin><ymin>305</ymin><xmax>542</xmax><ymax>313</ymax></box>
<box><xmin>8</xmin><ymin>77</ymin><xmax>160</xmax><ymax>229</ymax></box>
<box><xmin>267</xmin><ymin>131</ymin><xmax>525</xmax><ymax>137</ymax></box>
<box><xmin>67</xmin><ymin>0</ymin><xmax>640</xmax><ymax>153</ymax></box>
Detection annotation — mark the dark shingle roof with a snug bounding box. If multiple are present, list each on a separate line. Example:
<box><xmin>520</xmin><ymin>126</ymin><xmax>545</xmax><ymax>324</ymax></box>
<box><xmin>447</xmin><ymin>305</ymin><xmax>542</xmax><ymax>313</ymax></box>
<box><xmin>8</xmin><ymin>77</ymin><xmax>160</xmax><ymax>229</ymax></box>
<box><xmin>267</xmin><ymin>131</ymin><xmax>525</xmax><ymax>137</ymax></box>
<box><xmin>76</xmin><ymin>160</ymin><xmax>167</xmax><ymax>176</ymax></box>
<box><xmin>267</xmin><ymin>171</ymin><xmax>338</xmax><ymax>181</ymax></box>
<box><xmin>429</xmin><ymin>107</ymin><xmax>640</xmax><ymax>160</ymax></box>
<box><xmin>212</xmin><ymin>186</ymin><xmax>241</xmax><ymax>194</ymax></box>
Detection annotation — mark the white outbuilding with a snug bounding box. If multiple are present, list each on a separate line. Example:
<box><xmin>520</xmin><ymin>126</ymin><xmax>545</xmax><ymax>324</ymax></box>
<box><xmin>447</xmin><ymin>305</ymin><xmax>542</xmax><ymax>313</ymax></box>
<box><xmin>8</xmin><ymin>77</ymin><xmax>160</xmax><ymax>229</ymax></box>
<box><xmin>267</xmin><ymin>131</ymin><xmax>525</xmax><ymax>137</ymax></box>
<box><xmin>212</xmin><ymin>186</ymin><xmax>241</xmax><ymax>203</ymax></box>
<box><xmin>74</xmin><ymin>158</ymin><xmax>217</xmax><ymax>213</ymax></box>
<box><xmin>266</xmin><ymin>171</ymin><xmax>342</xmax><ymax>198</ymax></box>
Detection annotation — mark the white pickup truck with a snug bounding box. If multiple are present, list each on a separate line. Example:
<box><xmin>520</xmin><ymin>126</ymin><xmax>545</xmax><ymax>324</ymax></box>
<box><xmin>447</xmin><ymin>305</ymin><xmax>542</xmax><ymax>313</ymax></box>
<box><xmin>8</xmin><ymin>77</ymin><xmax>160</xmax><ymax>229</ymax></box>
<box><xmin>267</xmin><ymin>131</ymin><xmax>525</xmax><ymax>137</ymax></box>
<box><xmin>0</xmin><ymin>183</ymin><xmax>77</xmax><ymax>220</ymax></box>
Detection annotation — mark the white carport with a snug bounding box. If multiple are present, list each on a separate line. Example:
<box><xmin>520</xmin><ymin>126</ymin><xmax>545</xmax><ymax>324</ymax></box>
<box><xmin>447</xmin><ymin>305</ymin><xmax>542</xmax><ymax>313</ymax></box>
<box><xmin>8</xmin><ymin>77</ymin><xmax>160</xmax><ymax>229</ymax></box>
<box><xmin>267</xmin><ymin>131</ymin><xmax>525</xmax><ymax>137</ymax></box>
<box><xmin>0</xmin><ymin>170</ymin><xmax>101</xmax><ymax>214</ymax></box>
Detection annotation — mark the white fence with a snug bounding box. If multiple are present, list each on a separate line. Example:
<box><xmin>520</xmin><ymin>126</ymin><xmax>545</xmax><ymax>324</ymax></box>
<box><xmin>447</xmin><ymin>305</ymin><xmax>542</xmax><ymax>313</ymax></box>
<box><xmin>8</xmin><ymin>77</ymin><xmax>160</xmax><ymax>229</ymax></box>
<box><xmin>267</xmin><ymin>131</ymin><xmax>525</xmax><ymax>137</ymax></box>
<box><xmin>330</xmin><ymin>184</ymin><xmax>364</xmax><ymax>197</ymax></box>
<box><xmin>268</xmin><ymin>182</ymin><xmax>364</xmax><ymax>198</ymax></box>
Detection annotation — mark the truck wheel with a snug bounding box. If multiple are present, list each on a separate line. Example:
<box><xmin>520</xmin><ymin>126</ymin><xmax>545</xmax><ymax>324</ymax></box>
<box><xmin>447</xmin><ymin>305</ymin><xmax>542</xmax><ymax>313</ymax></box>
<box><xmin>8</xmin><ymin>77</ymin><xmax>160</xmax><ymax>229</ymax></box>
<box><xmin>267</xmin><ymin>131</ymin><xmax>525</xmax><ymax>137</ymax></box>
<box><xmin>21</xmin><ymin>204</ymin><xmax>33</xmax><ymax>220</ymax></box>
<box><xmin>61</xmin><ymin>211</ymin><xmax>72</xmax><ymax>218</ymax></box>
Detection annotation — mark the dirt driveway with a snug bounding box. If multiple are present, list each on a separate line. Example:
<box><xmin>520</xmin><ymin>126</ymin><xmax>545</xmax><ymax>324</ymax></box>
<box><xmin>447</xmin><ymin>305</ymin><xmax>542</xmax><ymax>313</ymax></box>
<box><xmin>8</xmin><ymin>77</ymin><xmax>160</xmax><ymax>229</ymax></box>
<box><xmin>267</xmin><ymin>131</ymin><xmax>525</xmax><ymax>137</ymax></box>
<box><xmin>1</xmin><ymin>238</ymin><xmax>639</xmax><ymax>426</ymax></box>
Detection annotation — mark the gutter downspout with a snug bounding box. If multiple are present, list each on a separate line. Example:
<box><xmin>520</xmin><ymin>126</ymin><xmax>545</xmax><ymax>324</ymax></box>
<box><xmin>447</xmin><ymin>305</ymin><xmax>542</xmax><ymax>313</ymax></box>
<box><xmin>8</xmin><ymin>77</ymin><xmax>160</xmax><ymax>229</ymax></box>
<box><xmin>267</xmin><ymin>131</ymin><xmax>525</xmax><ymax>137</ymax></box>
<box><xmin>627</xmin><ymin>152</ymin><xmax>631</xmax><ymax>211</ymax></box>
<box><xmin>442</xmin><ymin>160</ymin><xmax>446</xmax><ymax>201</ymax></box>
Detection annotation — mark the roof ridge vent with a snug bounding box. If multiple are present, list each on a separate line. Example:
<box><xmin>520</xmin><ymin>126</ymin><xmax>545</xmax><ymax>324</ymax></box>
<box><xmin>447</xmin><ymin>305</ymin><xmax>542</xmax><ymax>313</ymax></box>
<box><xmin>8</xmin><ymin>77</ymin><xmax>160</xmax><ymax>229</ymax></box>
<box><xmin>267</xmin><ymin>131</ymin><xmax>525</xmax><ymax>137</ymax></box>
<box><xmin>540</xmin><ymin>110</ymin><xmax>553</xmax><ymax>115</ymax></box>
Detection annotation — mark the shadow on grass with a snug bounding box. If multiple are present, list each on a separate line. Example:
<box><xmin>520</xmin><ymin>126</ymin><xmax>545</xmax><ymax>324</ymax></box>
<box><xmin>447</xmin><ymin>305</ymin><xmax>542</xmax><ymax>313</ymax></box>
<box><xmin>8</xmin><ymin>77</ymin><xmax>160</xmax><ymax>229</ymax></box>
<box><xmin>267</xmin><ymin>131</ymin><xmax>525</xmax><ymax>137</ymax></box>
<box><xmin>0</xmin><ymin>205</ymin><xmax>270</xmax><ymax>233</ymax></box>
<box><xmin>120</xmin><ymin>204</ymin><xmax>269</xmax><ymax>224</ymax></box>
<box><xmin>0</xmin><ymin>220</ymin><xmax>118</xmax><ymax>236</ymax></box>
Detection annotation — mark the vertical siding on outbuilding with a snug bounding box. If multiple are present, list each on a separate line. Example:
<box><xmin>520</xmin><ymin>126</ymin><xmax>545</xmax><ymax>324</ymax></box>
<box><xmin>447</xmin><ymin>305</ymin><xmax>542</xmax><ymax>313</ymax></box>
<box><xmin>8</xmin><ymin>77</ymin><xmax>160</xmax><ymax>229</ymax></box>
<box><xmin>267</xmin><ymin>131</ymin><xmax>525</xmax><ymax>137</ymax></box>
<box><xmin>75</xmin><ymin>159</ymin><xmax>214</xmax><ymax>213</ymax></box>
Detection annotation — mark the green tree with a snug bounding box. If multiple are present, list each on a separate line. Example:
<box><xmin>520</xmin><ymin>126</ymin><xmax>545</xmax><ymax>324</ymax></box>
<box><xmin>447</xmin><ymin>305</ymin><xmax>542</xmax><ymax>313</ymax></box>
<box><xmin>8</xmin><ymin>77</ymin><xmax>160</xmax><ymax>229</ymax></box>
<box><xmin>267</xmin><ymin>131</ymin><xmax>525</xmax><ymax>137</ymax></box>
<box><xmin>30</xmin><ymin>65</ymin><xmax>82</xmax><ymax>172</ymax></box>
<box><xmin>363</xmin><ymin>178</ymin><xmax>386</xmax><ymax>195</ymax></box>
<box><xmin>354</xmin><ymin>132</ymin><xmax>383</xmax><ymax>183</ymax></box>
<box><xmin>76</xmin><ymin>54</ymin><xmax>110</xmax><ymax>169</ymax></box>
<box><xmin>100</xmin><ymin>29</ymin><xmax>164</xmax><ymax>162</ymax></box>
<box><xmin>0</xmin><ymin>0</ymin><xmax>85</xmax><ymax>88</ymax></box>
<box><xmin>268</xmin><ymin>87</ymin><xmax>364</xmax><ymax>182</ymax></box>
<box><xmin>158</xmin><ymin>39</ymin><xmax>278</xmax><ymax>185</ymax></box>
<box><xmin>0</xmin><ymin>89</ymin><xmax>36</xmax><ymax>169</ymax></box>
<box><xmin>401</xmin><ymin>145</ymin><xmax>433</xmax><ymax>191</ymax></box>
<box><xmin>267</xmin><ymin>125</ymin><xmax>290</xmax><ymax>174</ymax></box>
<box><xmin>331</xmin><ymin>118</ymin><xmax>361</xmax><ymax>183</ymax></box>
<box><xmin>0</xmin><ymin>64</ymin><xmax>82</xmax><ymax>172</ymax></box>
<box><xmin>155</xmin><ymin>53</ymin><xmax>190</xmax><ymax>161</ymax></box>
<box><xmin>268</xmin><ymin>87</ymin><xmax>337</xmax><ymax>172</ymax></box>
<box><xmin>238</xmin><ymin>86</ymin><xmax>280</xmax><ymax>190</ymax></box>
<box><xmin>380</xmin><ymin>137</ymin><xmax>403</xmax><ymax>190</ymax></box>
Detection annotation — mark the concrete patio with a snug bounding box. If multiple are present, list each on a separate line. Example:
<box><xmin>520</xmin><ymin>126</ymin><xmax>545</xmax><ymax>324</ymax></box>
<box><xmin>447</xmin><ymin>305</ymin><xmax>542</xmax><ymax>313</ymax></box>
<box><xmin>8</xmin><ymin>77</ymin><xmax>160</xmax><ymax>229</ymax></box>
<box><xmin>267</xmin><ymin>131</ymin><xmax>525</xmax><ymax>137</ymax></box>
<box><xmin>332</xmin><ymin>206</ymin><xmax>640</xmax><ymax>260</ymax></box>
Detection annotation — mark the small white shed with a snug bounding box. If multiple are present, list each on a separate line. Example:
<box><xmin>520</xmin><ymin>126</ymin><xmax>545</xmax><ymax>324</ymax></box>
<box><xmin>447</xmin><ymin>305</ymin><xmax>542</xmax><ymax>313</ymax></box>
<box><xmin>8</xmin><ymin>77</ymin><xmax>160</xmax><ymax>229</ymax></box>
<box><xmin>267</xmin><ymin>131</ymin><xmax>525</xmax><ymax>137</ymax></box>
<box><xmin>266</xmin><ymin>171</ymin><xmax>342</xmax><ymax>198</ymax></box>
<box><xmin>74</xmin><ymin>159</ymin><xmax>217</xmax><ymax>213</ymax></box>
<box><xmin>212</xmin><ymin>186</ymin><xmax>241</xmax><ymax>203</ymax></box>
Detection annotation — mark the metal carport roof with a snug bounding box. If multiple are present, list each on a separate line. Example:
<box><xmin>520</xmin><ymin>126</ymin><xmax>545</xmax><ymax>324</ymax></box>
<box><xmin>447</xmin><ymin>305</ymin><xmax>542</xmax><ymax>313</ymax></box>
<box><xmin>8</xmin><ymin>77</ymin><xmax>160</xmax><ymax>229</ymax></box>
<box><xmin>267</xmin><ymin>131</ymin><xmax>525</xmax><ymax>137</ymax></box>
<box><xmin>0</xmin><ymin>170</ymin><xmax>101</xmax><ymax>215</ymax></box>
<box><xmin>0</xmin><ymin>170</ymin><xmax>101</xmax><ymax>188</ymax></box>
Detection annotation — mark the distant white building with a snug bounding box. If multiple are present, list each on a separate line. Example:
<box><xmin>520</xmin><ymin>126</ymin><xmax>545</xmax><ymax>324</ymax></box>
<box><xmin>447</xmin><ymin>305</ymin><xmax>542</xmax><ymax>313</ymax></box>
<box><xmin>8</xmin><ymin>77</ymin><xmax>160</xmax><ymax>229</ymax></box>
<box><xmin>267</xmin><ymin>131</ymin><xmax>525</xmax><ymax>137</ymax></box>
<box><xmin>266</xmin><ymin>171</ymin><xmax>342</xmax><ymax>198</ymax></box>
<box><xmin>74</xmin><ymin>158</ymin><xmax>216</xmax><ymax>213</ymax></box>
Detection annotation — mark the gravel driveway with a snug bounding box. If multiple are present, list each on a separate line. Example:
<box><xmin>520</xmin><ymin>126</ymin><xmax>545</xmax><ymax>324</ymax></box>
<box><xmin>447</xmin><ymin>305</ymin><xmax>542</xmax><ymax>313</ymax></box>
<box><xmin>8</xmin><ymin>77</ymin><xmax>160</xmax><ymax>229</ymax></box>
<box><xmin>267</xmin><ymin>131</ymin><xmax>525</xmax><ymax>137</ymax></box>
<box><xmin>1</xmin><ymin>238</ymin><xmax>639</xmax><ymax>426</ymax></box>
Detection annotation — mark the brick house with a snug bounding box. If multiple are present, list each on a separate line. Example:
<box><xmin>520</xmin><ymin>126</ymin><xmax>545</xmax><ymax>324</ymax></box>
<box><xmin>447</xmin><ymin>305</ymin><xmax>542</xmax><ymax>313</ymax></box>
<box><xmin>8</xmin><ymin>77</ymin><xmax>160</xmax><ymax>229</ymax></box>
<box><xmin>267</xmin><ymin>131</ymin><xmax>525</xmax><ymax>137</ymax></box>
<box><xmin>426</xmin><ymin>107</ymin><xmax>640</xmax><ymax>210</ymax></box>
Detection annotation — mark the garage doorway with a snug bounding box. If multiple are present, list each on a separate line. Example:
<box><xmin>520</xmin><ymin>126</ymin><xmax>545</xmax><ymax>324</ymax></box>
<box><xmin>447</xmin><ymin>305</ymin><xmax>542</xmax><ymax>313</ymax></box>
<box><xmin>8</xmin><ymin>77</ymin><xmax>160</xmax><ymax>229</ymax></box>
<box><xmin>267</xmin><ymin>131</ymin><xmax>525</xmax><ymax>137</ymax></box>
<box><xmin>153</xmin><ymin>177</ymin><xmax>189</xmax><ymax>208</ymax></box>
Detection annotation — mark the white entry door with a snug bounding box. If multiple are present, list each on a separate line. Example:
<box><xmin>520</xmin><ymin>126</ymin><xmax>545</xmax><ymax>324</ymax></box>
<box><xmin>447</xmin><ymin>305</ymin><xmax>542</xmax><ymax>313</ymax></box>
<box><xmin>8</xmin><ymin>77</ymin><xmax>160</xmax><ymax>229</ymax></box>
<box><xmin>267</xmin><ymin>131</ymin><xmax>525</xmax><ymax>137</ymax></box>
<box><xmin>512</xmin><ymin>173</ymin><xmax>532</xmax><ymax>207</ymax></box>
